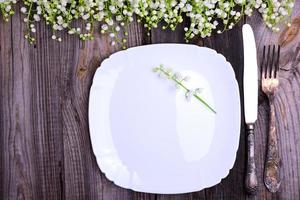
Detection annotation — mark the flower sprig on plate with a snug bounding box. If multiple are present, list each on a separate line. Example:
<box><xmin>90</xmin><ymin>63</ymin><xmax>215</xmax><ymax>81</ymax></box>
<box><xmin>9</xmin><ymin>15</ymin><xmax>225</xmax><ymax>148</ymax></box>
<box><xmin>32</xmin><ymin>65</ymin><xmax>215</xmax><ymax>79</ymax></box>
<box><xmin>0</xmin><ymin>0</ymin><xmax>295</xmax><ymax>46</ymax></box>
<box><xmin>153</xmin><ymin>64</ymin><xmax>216</xmax><ymax>114</ymax></box>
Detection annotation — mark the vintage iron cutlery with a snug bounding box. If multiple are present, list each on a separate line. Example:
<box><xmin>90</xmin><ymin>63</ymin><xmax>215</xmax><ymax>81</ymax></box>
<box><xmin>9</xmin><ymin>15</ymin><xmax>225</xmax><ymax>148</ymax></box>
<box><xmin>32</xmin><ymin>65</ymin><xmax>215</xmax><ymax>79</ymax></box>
<box><xmin>242</xmin><ymin>24</ymin><xmax>259</xmax><ymax>195</ymax></box>
<box><xmin>261</xmin><ymin>45</ymin><xmax>281</xmax><ymax>193</ymax></box>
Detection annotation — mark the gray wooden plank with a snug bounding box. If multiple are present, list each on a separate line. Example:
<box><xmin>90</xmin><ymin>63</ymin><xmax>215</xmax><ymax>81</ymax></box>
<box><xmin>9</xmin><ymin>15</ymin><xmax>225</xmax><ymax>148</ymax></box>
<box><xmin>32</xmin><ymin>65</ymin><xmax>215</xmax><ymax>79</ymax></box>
<box><xmin>133</xmin><ymin>192</ymin><xmax>157</xmax><ymax>200</ymax></box>
<box><xmin>0</xmin><ymin>11</ymin><xmax>16</xmax><ymax>200</ymax></box>
<box><xmin>156</xmin><ymin>192</ymin><xmax>206</xmax><ymax>200</ymax></box>
<box><xmin>61</xmin><ymin>35</ymin><xmax>113</xmax><ymax>200</ymax></box>
<box><xmin>245</xmin><ymin>2</ymin><xmax>300</xmax><ymax>199</ymax></box>
<box><xmin>0</xmin><ymin>4</ymin><xmax>64</xmax><ymax>199</ymax></box>
<box><xmin>150</xmin><ymin>21</ymin><xmax>187</xmax><ymax>43</ymax></box>
<box><xmin>13</xmin><ymin>6</ymin><xmax>65</xmax><ymax>200</ymax></box>
<box><xmin>61</xmin><ymin>18</ymin><xmax>154</xmax><ymax>200</ymax></box>
<box><xmin>157</xmin><ymin>193</ymin><xmax>195</xmax><ymax>200</ymax></box>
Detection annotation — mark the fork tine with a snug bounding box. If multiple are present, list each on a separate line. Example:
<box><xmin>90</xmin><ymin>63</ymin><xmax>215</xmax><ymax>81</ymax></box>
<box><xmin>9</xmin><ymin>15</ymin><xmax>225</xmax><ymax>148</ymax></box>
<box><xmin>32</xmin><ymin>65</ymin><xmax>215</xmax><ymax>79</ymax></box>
<box><xmin>270</xmin><ymin>45</ymin><xmax>276</xmax><ymax>78</ymax></box>
<box><xmin>265</xmin><ymin>45</ymin><xmax>271</xmax><ymax>79</ymax></box>
<box><xmin>261</xmin><ymin>46</ymin><xmax>266</xmax><ymax>80</ymax></box>
<box><xmin>274</xmin><ymin>45</ymin><xmax>281</xmax><ymax>78</ymax></box>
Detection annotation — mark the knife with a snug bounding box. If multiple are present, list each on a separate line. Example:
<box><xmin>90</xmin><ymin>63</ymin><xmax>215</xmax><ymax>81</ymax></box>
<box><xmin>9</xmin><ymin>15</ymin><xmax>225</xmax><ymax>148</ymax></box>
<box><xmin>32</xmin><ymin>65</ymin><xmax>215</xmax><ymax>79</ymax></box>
<box><xmin>242</xmin><ymin>24</ymin><xmax>258</xmax><ymax>195</ymax></box>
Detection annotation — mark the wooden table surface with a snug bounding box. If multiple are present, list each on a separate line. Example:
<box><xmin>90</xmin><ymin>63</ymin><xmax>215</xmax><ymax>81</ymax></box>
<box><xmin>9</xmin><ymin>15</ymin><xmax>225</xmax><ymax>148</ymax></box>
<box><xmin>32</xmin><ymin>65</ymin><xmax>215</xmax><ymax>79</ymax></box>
<box><xmin>1</xmin><ymin>2</ymin><xmax>300</xmax><ymax>200</ymax></box>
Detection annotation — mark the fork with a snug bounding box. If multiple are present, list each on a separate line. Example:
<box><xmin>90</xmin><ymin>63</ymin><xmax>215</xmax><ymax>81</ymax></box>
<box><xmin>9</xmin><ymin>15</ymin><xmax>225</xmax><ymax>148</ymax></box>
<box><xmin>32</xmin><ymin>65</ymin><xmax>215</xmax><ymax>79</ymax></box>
<box><xmin>261</xmin><ymin>45</ymin><xmax>281</xmax><ymax>193</ymax></box>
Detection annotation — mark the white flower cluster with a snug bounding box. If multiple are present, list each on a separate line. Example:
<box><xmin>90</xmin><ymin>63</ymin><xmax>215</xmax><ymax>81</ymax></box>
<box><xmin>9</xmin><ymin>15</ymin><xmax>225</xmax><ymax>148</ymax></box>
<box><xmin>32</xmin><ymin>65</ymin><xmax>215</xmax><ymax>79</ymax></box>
<box><xmin>0</xmin><ymin>0</ymin><xmax>295</xmax><ymax>46</ymax></box>
<box><xmin>153</xmin><ymin>64</ymin><xmax>198</xmax><ymax>101</ymax></box>
<box><xmin>153</xmin><ymin>64</ymin><xmax>216</xmax><ymax>113</ymax></box>
<box><xmin>0</xmin><ymin>0</ymin><xmax>16</xmax><ymax>21</ymax></box>
<box><xmin>256</xmin><ymin>0</ymin><xmax>295</xmax><ymax>31</ymax></box>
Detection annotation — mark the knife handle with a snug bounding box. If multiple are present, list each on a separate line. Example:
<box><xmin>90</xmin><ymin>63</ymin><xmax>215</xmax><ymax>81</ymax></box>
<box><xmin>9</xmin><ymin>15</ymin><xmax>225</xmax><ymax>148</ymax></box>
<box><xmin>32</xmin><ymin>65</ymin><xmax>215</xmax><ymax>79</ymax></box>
<box><xmin>245</xmin><ymin>124</ymin><xmax>258</xmax><ymax>195</ymax></box>
<box><xmin>264</xmin><ymin>100</ymin><xmax>281</xmax><ymax>192</ymax></box>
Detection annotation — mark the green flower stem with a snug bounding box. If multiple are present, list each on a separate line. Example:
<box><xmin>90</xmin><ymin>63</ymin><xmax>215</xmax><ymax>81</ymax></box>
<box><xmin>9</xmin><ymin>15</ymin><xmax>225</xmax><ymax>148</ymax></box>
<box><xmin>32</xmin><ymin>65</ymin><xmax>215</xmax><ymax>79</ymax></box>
<box><xmin>157</xmin><ymin>67</ymin><xmax>217</xmax><ymax>114</ymax></box>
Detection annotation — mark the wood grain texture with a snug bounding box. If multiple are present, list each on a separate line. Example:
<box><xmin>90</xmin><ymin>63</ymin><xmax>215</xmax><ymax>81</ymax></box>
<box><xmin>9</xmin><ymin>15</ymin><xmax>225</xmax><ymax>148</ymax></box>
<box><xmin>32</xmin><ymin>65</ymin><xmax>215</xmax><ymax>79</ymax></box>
<box><xmin>0</xmin><ymin>1</ymin><xmax>300</xmax><ymax>200</ymax></box>
<box><xmin>246</xmin><ymin>2</ymin><xmax>300</xmax><ymax>199</ymax></box>
<box><xmin>0</xmin><ymin>8</ymin><xmax>14</xmax><ymax>200</ymax></box>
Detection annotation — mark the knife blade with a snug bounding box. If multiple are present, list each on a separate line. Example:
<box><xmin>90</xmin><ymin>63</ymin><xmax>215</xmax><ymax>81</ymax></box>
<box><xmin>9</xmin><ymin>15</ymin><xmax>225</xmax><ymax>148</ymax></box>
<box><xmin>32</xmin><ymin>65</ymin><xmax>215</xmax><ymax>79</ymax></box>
<box><xmin>242</xmin><ymin>24</ymin><xmax>258</xmax><ymax>195</ymax></box>
<box><xmin>243</xmin><ymin>24</ymin><xmax>258</xmax><ymax>124</ymax></box>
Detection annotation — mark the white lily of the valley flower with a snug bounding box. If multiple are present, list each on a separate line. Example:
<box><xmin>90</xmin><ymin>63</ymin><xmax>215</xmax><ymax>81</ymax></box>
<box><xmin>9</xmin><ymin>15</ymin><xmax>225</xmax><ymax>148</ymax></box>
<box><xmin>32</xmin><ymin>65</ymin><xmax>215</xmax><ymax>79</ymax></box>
<box><xmin>0</xmin><ymin>0</ymin><xmax>294</xmax><ymax>46</ymax></box>
<box><xmin>185</xmin><ymin>90</ymin><xmax>193</xmax><ymax>101</ymax></box>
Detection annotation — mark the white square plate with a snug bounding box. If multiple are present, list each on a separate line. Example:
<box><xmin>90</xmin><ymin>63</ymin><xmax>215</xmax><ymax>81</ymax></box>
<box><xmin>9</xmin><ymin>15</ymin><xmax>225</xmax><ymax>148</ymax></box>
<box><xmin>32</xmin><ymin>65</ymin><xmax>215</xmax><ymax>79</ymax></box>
<box><xmin>89</xmin><ymin>44</ymin><xmax>241</xmax><ymax>194</ymax></box>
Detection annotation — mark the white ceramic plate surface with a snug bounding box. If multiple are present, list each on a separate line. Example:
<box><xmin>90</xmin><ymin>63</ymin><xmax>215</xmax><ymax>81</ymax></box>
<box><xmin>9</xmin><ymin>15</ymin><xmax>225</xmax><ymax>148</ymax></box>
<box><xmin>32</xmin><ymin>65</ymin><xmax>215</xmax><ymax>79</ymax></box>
<box><xmin>89</xmin><ymin>44</ymin><xmax>241</xmax><ymax>194</ymax></box>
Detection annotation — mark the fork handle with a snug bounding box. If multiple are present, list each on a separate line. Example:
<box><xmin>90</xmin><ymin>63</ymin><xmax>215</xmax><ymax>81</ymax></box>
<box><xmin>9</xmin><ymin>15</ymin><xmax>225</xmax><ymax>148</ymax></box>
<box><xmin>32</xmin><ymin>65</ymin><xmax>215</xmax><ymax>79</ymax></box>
<box><xmin>264</xmin><ymin>99</ymin><xmax>281</xmax><ymax>192</ymax></box>
<box><xmin>245</xmin><ymin>124</ymin><xmax>258</xmax><ymax>195</ymax></box>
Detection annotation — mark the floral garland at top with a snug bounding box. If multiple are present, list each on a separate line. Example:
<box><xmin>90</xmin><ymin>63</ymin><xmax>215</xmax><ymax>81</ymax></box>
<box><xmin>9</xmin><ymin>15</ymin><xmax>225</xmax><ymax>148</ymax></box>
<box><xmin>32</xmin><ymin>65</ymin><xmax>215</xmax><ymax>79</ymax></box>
<box><xmin>0</xmin><ymin>0</ymin><xmax>295</xmax><ymax>47</ymax></box>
